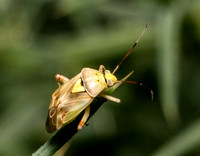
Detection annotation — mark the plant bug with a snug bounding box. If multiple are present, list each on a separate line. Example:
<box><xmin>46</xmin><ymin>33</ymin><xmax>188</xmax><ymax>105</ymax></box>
<box><xmin>46</xmin><ymin>24</ymin><xmax>148</xmax><ymax>133</ymax></box>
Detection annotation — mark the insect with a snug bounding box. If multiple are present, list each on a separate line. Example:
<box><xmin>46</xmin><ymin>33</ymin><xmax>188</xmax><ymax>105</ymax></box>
<box><xmin>46</xmin><ymin>24</ymin><xmax>148</xmax><ymax>133</ymax></box>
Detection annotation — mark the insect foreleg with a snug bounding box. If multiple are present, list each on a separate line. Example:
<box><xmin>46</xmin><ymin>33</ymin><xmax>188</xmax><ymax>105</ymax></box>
<box><xmin>100</xmin><ymin>94</ymin><xmax>121</xmax><ymax>103</ymax></box>
<box><xmin>99</xmin><ymin>65</ymin><xmax>106</xmax><ymax>73</ymax></box>
<box><xmin>77</xmin><ymin>106</ymin><xmax>90</xmax><ymax>130</ymax></box>
<box><xmin>55</xmin><ymin>74</ymin><xmax>69</xmax><ymax>86</ymax></box>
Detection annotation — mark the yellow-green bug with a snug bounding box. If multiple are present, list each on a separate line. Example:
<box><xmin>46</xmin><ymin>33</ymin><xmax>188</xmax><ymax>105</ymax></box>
<box><xmin>45</xmin><ymin>25</ymin><xmax>147</xmax><ymax>133</ymax></box>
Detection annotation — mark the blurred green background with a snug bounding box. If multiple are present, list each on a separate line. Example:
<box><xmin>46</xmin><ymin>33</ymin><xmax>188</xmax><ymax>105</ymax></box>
<box><xmin>1</xmin><ymin>0</ymin><xmax>200</xmax><ymax>155</ymax></box>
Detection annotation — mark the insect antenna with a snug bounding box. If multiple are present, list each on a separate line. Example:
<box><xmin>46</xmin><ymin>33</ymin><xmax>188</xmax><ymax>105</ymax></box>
<box><xmin>112</xmin><ymin>24</ymin><xmax>147</xmax><ymax>75</ymax></box>
<box><xmin>119</xmin><ymin>80</ymin><xmax>153</xmax><ymax>101</ymax></box>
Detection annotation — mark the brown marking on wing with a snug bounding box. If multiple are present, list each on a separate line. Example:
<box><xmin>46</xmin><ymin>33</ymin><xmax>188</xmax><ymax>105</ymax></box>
<box><xmin>46</xmin><ymin>72</ymin><xmax>94</xmax><ymax>133</ymax></box>
<box><xmin>46</xmin><ymin>73</ymin><xmax>81</xmax><ymax>132</ymax></box>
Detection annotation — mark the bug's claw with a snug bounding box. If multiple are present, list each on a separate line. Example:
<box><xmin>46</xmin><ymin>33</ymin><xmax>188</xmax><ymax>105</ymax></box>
<box><xmin>77</xmin><ymin>123</ymin><xmax>83</xmax><ymax>130</ymax></box>
<box><xmin>77</xmin><ymin>122</ymin><xmax>89</xmax><ymax>130</ymax></box>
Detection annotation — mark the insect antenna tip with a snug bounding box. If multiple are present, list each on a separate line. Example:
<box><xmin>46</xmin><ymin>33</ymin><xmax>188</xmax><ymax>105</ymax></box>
<box><xmin>150</xmin><ymin>89</ymin><xmax>154</xmax><ymax>101</ymax></box>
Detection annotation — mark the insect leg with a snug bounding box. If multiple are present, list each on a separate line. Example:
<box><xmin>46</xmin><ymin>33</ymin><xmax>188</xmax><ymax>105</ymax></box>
<box><xmin>77</xmin><ymin>106</ymin><xmax>90</xmax><ymax>130</ymax></box>
<box><xmin>55</xmin><ymin>74</ymin><xmax>69</xmax><ymax>86</ymax></box>
<box><xmin>99</xmin><ymin>65</ymin><xmax>106</xmax><ymax>73</ymax></box>
<box><xmin>100</xmin><ymin>94</ymin><xmax>121</xmax><ymax>103</ymax></box>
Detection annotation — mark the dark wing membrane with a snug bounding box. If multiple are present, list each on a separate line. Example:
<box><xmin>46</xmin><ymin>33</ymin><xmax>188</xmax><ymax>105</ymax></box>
<box><xmin>81</xmin><ymin>68</ymin><xmax>107</xmax><ymax>97</ymax></box>
<box><xmin>46</xmin><ymin>107</ymin><xmax>57</xmax><ymax>133</ymax></box>
<box><xmin>46</xmin><ymin>73</ymin><xmax>94</xmax><ymax>133</ymax></box>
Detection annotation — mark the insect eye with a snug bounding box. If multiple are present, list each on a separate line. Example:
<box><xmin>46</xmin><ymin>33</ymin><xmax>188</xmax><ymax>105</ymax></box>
<box><xmin>107</xmin><ymin>79</ymin><xmax>114</xmax><ymax>86</ymax></box>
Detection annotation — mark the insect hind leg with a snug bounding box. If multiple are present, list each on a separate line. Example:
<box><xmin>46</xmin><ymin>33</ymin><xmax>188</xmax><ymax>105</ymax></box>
<box><xmin>55</xmin><ymin>74</ymin><xmax>69</xmax><ymax>86</ymax></box>
<box><xmin>77</xmin><ymin>106</ymin><xmax>90</xmax><ymax>130</ymax></box>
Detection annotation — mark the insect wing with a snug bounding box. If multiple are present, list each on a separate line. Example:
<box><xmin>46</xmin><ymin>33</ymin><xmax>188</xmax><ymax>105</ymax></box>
<box><xmin>57</xmin><ymin>91</ymin><xmax>94</xmax><ymax>128</ymax></box>
<box><xmin>81</xmin><ymin>68</ymin><xmax>107</xmax><ymax>97</ymax></box>
<box><xmin>46</xmin><ymin>73</ymin><xmax>94</xmax><ymax>133</ymax></box>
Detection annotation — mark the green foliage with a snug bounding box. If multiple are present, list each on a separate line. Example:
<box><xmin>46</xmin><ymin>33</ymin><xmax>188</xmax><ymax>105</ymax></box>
<box><xmin>0</xmin><ymin>0</ymin><xmax>200</xmax><ymax>155</ymax></box>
